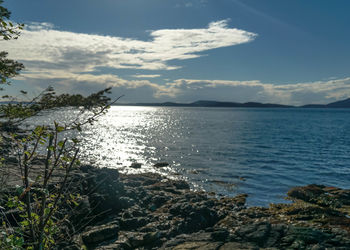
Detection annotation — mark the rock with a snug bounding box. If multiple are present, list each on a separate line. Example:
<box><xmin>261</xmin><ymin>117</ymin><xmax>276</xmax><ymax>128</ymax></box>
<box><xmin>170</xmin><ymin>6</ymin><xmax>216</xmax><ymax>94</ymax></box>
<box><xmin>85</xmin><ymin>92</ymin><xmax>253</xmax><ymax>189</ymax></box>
<box><xmin>118</xmin><ymin>196</ymin><xmax>135</xmax><ymax>209</ymax></box>
<box><xmin>173</xmin><ymin>180</ymin><xmax>190</xmax><ymax>190</ymax></box>
<box><xmin>281</xmin><ymin>227</ymin><xmax>331</xmax><ymax>246</ymax></box>
<box><xmin>4</xmin><ymin>163</ymin><xmax>350</xmax><ymax>249</ymax></box>
<box><xmin>154</xmin><ymin>162</ymin><xmax>169</xmax><ymax>168</ymax></box>
<box><xmin>211</xmin><ymin>230</ymin><xmax>229</xmax><ymax>242</ymax></box>
<box><xmin>71</xmin><ymin>195</ymin><xmax>91</xmax><ymax>225</ymax></box>
<box><xmin>286</xmin><ymin>184</ymin><xmax>350</xmax><ymax>208</ymax></box>
<box><xmin>96</xmin><ymin>239</ymin><xmax>132</xmax><ymax>250</ymax></box>
<box><xmin>172</xmin><ymin>241</ymin><xmax>223</xmax><ymax>250</ymax></box>
<box><xmin>232</xmin><ymin>194</ymin><xmax>248</xmax><ymax>207</ymax></box>
<box><xmin>219</xmin><ymin>242</ymin><xmax>259</xmax><ymax>250</ymax></box>
<box><xmin>264</xmin><ymin>224</ymin><xmax>285</xmax><ymax>247</ymax></box>
<box><xmin>119</xmin><ymin>217</ymin><xmax>148</xmax><ymax>230</ymax></box>
<box><xmin>81</xmin><ymin>224</ymin><xmax>119</xmax><ymax>245</ymax></box>
<box><xmin>79</xmin><ymin>164</ymin><xmax>95</xmax><ymax>173</ymax></box>
<box><xmin>235</xmin><ymin>221</ymin><xmax>271</xmax><ymax>246</ymax></box>
<box><xmin>126</xmin><ymin>232</ymin><xmax>146</xmax><ymax>248</ymax></box>
<box><xmin>152</xmin><ymin>194</ymin><xmax>168</xmax><ymax>208</ymax></box>
<box><xmin>143</xmin><ymin>231</ymin><xmax>162</xmax><ymax>245</ymax></box>
<box><xmin>288</xmin><ymin>184</ymin><xmax>324</xmax><ymax>202</ymax></box>
<box><xmin>130</xmin><ymin>162</ymin><xmax>142</xmax><ymax>169</ymax></box>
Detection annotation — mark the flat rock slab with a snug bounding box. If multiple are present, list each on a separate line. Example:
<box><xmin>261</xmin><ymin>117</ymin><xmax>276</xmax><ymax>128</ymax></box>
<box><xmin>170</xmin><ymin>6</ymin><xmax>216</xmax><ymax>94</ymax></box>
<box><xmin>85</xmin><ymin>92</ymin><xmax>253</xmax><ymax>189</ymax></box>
<box><xmin>82</xmin><ymin>224</ymin><xmax>119</xmax><ymax>245</ymax></box>
<box><xmin>172</xmin><ymin>241</ymin><xmax>223</xmax><ymax>250</ymax></box>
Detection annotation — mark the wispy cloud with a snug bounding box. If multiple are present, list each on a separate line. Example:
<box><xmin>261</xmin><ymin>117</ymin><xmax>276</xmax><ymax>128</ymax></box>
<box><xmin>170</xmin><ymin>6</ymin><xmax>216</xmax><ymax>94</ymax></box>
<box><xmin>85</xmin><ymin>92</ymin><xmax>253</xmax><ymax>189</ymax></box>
<box><xmin>131</xmin><ymin>74</ymin><xmax>161</xmax><ymax>78</ymax></box>
<box><xmin>175</xmin><ymin>0</ymin><xmax>207</xmax><ymax>8</ymax></box>
<box><xmin>3</xmin><ymin>20</ymin><xmax>256</xmax><ymax>73</ymax></box>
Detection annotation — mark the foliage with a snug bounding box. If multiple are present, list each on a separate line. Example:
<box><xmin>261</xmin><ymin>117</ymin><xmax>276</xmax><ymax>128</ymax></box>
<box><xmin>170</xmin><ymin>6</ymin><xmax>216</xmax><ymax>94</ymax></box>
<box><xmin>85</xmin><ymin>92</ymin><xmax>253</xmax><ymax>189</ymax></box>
<box><xmin>0</xmin><ymin>0</ymin><xmax>24</xmax><ymax>41</ymax></box>
<box><xmin>0</xmin><ymin>0</ymin><xmax>24</xmax><ymax>86</ymax></box>
<box><xmin>0</xmin><ymin>100</ymin><xmax>114</xmax><ymax>249</ymax></box>
<box><xmin>0</xmin><ymin>1</ymin><xmax>118</xmax><ymax>249</ymax></box>
<box><xmin>4</xmin><ymin>122</ymin><xmax>82</xmax><ymax>249</ymax></box>
<box><xmin>0</xmin><ymin>86</ymin><xmax>113</xmax><ymax>126</ymax></box>
<box><xmin>0</xmin><ymin>51</ymin><xmax>24</xmax><ymax>86</ymax></box>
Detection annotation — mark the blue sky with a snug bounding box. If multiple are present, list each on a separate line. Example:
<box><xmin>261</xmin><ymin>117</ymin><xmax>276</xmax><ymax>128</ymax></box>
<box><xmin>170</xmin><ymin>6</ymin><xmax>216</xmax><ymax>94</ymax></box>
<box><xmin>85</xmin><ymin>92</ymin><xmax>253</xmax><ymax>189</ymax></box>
<box><xmin>3</xmin><ymin>0</ymin><xmax>350</xmax><ymax>105</ymax></box>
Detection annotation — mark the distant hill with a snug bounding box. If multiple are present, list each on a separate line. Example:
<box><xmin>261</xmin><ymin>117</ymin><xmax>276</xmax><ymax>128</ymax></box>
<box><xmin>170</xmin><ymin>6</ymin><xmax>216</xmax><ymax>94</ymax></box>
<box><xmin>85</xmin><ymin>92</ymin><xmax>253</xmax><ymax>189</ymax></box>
<box><xmin>116</xmin><ymin>100</ymin><xmax>293</xmax><ymax>108</ymax></box>
<box><xmin>326</xmin><ymin>98</ymin><xmax>350</xmax><ymax>108</ymax></box>
<box><xmin>120</xmin><ymin>98</ymin><xmax>350</xmax><ymax>108</ymax></box>
<box><xmin>300</xmin><ymin>98</ymin><xmax>350</xmax><ymax>108</ymax></box>
<box><xmin>4</xmin><ymin>98</ymin><xmax>350</xmax><ymax>108</ymax></box>
<box><xmin>189</xmin><ymin>100</ymin><xmax>291</xmax><ymax>108</ymax></box>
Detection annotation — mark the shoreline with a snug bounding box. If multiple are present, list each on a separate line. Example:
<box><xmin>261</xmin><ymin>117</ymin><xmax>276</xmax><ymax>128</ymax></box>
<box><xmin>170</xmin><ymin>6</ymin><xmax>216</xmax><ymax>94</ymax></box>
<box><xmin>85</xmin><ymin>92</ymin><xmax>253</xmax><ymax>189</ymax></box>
<box><xmin>2</xmin><ymin>164</ymin><xmax>350</xmax><ymax>249</ymax></box>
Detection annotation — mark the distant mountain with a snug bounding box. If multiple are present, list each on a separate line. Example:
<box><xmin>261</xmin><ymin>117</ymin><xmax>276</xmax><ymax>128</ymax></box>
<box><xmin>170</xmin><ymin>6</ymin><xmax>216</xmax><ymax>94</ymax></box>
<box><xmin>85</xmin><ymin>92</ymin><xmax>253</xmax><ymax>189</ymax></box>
<box><xmin>3</xmin><ymin>97</ymin><xmax>350</xmax><ymax>108</ymax></box>
<box><xmin>326</xmin><ymin>98</ymin><xmax>350</xmax><ymax>108</ymax></box>
<box><xmin>126</xmin><ymin>98</ymin><xmax>350</xmax><ymax>108</ymax></box>
<box><xmin>300</xmin><ymin>98</ymin><xmax>350</xmax><ymax>108</ymax></box>
<box><xmin>116</xmin><ymin>100</ymin><xmax>293</xmax><ymax>108</ymax></box>
<box><xmin>190</xmin><ymin>100</ymin><xmax>291</xmax><ymax>108</ymax></box>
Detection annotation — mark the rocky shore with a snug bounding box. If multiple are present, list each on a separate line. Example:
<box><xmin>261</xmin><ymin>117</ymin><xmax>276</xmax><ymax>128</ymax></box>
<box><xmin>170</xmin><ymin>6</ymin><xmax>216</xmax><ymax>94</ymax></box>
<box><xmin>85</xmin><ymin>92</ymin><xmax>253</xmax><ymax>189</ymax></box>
<box><xmin>2</xmin><ymin>165</ymin><xmax>350</xmax><ymax>249</ymax></box>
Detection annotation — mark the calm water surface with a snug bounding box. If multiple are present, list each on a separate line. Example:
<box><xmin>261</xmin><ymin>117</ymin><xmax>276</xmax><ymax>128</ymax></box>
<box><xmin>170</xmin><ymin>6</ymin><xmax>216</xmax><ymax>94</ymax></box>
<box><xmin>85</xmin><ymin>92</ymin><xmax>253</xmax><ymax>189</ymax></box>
<box><xmin>27</xmin><ymin>107</ymin><xmax>350</xmax><ymax>206</ymax></box>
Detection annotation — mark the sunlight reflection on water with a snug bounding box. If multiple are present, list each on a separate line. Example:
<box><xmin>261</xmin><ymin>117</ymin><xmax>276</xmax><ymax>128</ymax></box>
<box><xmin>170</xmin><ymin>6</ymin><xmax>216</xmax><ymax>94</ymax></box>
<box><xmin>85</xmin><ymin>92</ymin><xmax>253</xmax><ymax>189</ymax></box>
<box><xmin>25</xmin><ymin>106</ymin><xmax>350</xmax><ymax>206</ymax></box>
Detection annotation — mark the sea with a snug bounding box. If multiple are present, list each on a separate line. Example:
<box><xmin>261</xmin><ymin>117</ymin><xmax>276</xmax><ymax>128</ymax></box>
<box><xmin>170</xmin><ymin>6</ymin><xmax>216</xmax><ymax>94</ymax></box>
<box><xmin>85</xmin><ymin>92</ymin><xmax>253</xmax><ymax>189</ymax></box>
<box><xmin>25</xmin><ymin>106</ymin><xmax>350</xmax><ymax>206</ymax></box>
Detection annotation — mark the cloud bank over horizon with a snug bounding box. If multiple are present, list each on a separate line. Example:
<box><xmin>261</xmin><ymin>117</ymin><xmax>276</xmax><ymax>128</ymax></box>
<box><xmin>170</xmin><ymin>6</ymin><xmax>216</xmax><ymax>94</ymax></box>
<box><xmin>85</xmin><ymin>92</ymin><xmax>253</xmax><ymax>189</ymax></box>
<box><xmin>16</xmin><ymin>70</ymin><xmax>350</xmax><ymax>106</ymax></box>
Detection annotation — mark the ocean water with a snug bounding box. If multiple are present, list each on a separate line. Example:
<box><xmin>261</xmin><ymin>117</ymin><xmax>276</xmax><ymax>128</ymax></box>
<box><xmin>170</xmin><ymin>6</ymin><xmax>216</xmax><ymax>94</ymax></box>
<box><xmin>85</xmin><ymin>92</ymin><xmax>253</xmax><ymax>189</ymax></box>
<box><xmin>26</xmin><ymin>106</ymin><xmax>350</xmax><ymax>206</ymax></box>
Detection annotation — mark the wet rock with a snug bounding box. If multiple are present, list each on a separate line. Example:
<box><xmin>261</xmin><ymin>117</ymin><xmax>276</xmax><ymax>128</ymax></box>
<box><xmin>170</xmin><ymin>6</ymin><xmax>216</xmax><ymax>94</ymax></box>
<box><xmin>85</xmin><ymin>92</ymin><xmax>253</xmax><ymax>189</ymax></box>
<box><xmin>288</xmin><ymin>184</ymin><xmax>325</xmax><ymax>202</ymax></box>
<box><xmin>232</xmin><ymin>194</ymin><xmax>248</xmax><ymax>207</ymax></box>
<box><xmin>287</xmin><ymin>184</ymin><xmax>350</xmax><ymax>208</ymax></box>
<box><xmin>81</xmin><ymin>224</ymin><xmax>119</xmax><ymax>245</ymax></box>
<box><xmin>130</xmin><ymin>162</ymin><xmax>142</xmax><ymax>169</ymax></box>
<box><xmin>154</xmin><ymin>162</ymin><xmax>169</xmax><ymax>168</ymax></box>
<box><xmin>173</xmin><ymin>180</ymin><xmax>190</xmax><ymax>190</ymax></box>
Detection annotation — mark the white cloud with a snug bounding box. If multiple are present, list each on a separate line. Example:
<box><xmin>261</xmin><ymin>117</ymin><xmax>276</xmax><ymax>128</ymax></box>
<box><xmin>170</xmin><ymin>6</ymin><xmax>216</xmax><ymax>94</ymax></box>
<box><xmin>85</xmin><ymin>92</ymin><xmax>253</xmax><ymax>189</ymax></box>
<box><xmin>17</xmin><ymin>67</ymin><xmax>350</xmax><ymax>105</ymax></box>
<box><xmin>2</xmin><ymin>20</ymin><xmax>256</xmax><ymax>73</ymax></box>
<box><xmin>163</xmin><ymin>77</ymin><xmax>350</xmax><ymax>105</ymax></box>
<box><xmin>131</xmin><ymin>74</ymin><xmax>161</xmax><ymax>78</ymax></box>
<box><xmin>18</xmin><ymin>70</ymin><xmax>180</xmax><ymax>99</ymax></box>
<box><xmin>2</xmin><ymin>19</ymin><xmax>257</xmax><ymax>101</ymax></box>
<box><xmin>3</xmin><ymin>20</ymin><xmax>349</xmax><ymax>105</ymax></box>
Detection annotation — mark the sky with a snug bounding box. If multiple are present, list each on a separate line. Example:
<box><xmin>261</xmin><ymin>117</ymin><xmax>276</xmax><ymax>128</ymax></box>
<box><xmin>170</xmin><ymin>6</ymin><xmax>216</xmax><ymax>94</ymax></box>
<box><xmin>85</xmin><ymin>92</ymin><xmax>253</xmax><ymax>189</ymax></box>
<box><xmin>2</xmin><ymin>0</ymin><xmax>350</xmax><ymax>105</ymax></box>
